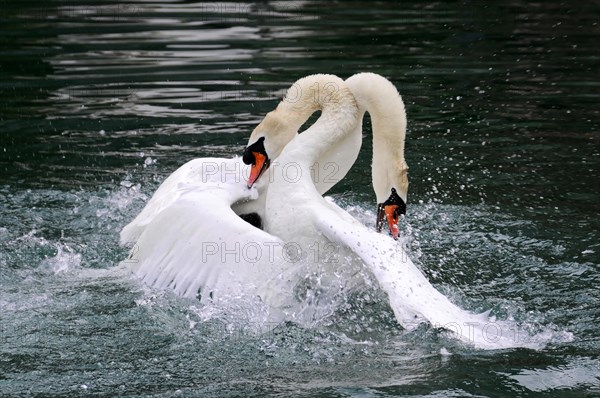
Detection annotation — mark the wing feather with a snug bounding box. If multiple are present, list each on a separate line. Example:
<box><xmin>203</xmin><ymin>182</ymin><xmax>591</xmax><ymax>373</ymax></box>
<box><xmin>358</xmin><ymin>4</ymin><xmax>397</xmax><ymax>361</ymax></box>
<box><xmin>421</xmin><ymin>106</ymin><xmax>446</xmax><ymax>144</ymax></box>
<box><xmin>127</xmin><ymin>188</ymin><xmax>286</xmax><ymax>304</ymax></box>
<box><xmin>315</xmin><ymin>207</ymin><xmax>525</xmax><ymax>349</ymax></box>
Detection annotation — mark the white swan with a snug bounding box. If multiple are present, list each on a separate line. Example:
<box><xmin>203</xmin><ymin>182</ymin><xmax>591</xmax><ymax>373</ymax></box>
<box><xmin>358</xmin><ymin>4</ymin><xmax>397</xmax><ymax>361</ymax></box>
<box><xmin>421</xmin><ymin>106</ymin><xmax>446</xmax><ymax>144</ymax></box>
<box><xmin>245</xmin><ymin>74</ymin><xmax>522</xmax><ymax>349</ymax></box>
<box><xmin>119</xmin><ymin>74</ymin><xmax>391</xmax><ymax>319</ymax></box>
<box><xmin>118</xmin><ymin>103</ymin><xmax>354</xmax><ymax>311</ymax></box>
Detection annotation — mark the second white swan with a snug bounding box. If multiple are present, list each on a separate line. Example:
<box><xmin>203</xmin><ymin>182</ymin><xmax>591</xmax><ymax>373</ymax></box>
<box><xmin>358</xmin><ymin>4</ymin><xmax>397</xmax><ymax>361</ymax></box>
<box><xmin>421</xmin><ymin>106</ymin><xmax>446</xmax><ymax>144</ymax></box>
<box><xmin>245</xmin><ymin>73</ymin><xmax>521</xmax><ymax>349</ymax></box>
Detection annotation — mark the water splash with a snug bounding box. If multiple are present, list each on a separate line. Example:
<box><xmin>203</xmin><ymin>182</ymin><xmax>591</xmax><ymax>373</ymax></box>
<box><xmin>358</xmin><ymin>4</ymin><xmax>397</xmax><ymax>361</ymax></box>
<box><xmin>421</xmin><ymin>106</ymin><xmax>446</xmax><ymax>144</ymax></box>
<box><xmin>38</xmin><ymin>243</ymin><xmax>82</xmax><ymax>274</ymax></box>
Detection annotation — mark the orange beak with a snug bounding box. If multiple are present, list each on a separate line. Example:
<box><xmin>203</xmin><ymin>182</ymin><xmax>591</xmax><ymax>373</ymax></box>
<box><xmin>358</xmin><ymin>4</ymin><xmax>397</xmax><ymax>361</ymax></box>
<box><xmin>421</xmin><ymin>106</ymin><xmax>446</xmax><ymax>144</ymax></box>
<box><xmin>384</xmin><ymin>204</ymin><xmax>400</xmax><ymax>240</ymax></box>
<box><xmin>376</xmin><ymin>203</ymin><xmax>400</xmax><ymax>240</ymax></box>
<box><xmin>247</xmin><ymin>152</ymin><xmax>269</xmax><ymax>188</ymax></box>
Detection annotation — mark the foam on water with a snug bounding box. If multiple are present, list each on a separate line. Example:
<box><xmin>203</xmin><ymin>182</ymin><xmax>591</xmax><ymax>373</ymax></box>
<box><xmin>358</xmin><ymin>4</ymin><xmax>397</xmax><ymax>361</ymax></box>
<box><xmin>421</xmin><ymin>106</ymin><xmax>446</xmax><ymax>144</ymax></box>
<box><xmin>0</xmin><ymin>185</ymin><xmax>594</xmax><ymax>397</ymax></box>
<box><xmin>0</xmin><ymin>179</ymin><xmax>578</xmax><ymax>354</ymax></box>
<box><xmin>332</xmin><ymin>196</ymin><xmax>575</xmax><ymax>350</ymax></box>
<box><xmin>38</xmin><ymin>243</ymin><xmax>82</xmax><ymax>274</ymax></box>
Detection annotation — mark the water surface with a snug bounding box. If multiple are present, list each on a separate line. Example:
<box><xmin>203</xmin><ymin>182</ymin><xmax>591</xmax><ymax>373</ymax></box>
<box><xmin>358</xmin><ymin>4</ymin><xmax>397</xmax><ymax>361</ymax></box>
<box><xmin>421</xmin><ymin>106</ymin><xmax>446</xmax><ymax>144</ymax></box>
<box><xmin>1</xmin><ymin>1</ymin><xmax>599</xmax><ymax>397</ymax></box>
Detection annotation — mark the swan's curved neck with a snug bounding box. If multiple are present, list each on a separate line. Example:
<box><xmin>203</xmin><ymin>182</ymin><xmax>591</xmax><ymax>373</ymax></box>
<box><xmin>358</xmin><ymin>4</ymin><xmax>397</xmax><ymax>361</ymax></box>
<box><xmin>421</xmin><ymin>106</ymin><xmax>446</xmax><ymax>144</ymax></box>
<box><xmin>346</xmin><ymin>73</ymin><xmax>409</xmax><ymax>203</ymax></box>
<box><xmin>275</xmin><ymin>74</ymin><xmax>359</xmax><ymax>167</ymax></box>
<box><xmin>263</xmin><ymin>75</ymin><xmax>358</xmax><ymax>237</ymax></box>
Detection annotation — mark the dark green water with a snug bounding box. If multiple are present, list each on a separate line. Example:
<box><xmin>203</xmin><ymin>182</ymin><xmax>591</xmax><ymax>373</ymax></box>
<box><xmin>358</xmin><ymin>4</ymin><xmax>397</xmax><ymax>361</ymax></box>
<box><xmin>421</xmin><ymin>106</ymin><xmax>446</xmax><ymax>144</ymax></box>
<box><xmin>1</xmin><ymin>1</ymin><xmax>599</xmax><ymax>397</ymax></box>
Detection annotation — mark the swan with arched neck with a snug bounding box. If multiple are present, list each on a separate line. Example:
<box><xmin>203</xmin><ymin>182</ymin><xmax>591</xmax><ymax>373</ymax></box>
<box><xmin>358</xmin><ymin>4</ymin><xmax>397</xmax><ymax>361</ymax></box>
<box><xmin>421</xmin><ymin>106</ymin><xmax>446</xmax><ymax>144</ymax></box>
<box><xmin>245</xmin><ymin>73</ymin><xmax>523</xmax><ymax>349</ymax></box>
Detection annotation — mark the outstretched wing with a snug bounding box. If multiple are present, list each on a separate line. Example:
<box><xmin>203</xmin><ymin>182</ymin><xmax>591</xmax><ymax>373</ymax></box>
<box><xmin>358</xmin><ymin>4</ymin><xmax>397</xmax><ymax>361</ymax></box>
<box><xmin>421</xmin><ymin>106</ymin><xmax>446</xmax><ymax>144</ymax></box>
<box><xmin>121</xmin><ymin>157</ymin><xmax>253</xmax><ymax>246</ymax></box>
<box><xmin>315</xmin><ymin>206</ymin><xmax>524</xmax><ymax>349</ymax></box>
<box><xmin>121</xmin><ymin>157</ymin><xmax>292</xmax><ymax>305</ymax></box>
<box><xmin>126</xmin><ymin>187</ymin><xmax>287</xmax><ymax>304</ymax></box>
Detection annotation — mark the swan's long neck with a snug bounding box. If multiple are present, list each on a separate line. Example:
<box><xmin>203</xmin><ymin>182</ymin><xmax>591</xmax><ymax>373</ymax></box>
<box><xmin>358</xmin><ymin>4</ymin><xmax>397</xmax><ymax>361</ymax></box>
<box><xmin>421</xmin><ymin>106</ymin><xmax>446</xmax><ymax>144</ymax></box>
<box><xmin>346</xmin><ymin>73</ymin><xmax>409</xmax><ymax>204</ymax></box>
<box><xmin>275</xmin><ymin>74</ymin><xmax>359</xmax><ymax>169</ymax></box>
<box><xmin>263</xmin><ymin>75</ymin><xmax>358</xmax><ymax>238</ymax></box>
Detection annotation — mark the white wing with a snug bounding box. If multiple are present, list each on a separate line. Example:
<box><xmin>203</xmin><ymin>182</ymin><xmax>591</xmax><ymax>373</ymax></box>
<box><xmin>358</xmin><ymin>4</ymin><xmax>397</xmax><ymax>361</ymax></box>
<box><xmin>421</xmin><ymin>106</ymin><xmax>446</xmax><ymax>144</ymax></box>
<box><xmin>121</xmin><ymin>157</ymin><xmax>257</xmax><ymax>246</ymax></box>
<box><xmin>128</xmin><ymin>190</ymin><xmax>286</xmax><ymax>302</ymax></box>
<box><xmin>122</xmin><ymin>157</ymin><xmax>291</xmax><ymax>305</ymax></box>
<box><xmin>314</xmin><ymin>206</ymin><xmax>526</xmax><ymax>349</ymax></box>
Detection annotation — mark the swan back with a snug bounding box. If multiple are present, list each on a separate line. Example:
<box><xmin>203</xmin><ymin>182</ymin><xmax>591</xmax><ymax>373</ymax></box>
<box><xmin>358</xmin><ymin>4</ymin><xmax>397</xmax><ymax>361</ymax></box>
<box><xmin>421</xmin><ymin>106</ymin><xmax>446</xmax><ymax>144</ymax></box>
<box><xmin>120</xmin><ymin>157</ymin><xmax>257</xmax><ymax>246</ymax></box>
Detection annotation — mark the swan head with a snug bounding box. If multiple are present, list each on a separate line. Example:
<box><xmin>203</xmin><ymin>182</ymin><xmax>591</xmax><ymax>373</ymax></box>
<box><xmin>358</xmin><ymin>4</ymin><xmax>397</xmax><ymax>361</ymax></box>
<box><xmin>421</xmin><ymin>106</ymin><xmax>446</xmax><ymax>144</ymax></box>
<box><xmin>373</xmin><ymin>153</ymin><xmax>408</xmax><ymax>240</ymax></box>
<box><xmin>243</xmin><ymin>136</ymin><xmax>270</xmax><ymax>187</ymax></box>
<box><xmin>243</xmin><ymin>108</ymin><xmax>299</xmax><ymax>187</ymax></box>
<box><xmin>375</xmin><ymin>188</ymin><xmax>406</xmax><ymax>240</ymax></box>
<box><xmin>244</xmin><ymin>73</ymin><xmax>355</xmax><ymax>188</ymax></box>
